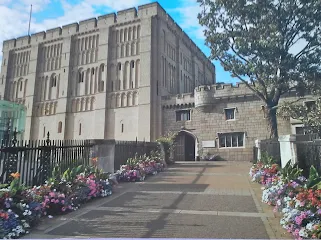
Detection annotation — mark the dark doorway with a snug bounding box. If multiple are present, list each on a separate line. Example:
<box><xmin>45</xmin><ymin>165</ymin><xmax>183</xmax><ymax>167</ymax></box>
<box><xmin>174</xmin><ymin>131</ymin><xmax>196</xmax><ymax>161</ymax></box>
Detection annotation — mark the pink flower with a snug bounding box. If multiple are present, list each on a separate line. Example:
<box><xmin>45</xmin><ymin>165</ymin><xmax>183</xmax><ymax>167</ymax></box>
<box><xmin>295</xmin><ymin>216</ymin><xmax>303</xmax><ymax>226</ymax></box>
<box><xmin>55</xmin><ymin>200</ymin><xmax>59</xmax><ymax>204</ymax></box>
<box><xmin>61</xmin><ymin>207</ymin><xmax>66</xmax><ymax>212</ymax></box>
<box><xmin>61</xmin><ymin>200</ymin><xmax>65</xmax><ymax>204</ymax></box>
<box><xmin>51</xmin><ymin>199</ymin><xmax>55</xmax><ymax>203</ymax></box>
<box><xmin>49</xmin><ymin>192</ymin><xmax>55</xmax><ymax>197</ymax></box>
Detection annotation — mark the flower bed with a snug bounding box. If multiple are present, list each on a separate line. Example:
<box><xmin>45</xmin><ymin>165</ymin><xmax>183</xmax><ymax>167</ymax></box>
<box><xmin>250</xmin><ymin>160</ymin><xmax>321</xmax><ymax>239</ymax></box>
<box><xmin>0</xmin><ymin>152</ymin><xmax>166</xmax><ymax>239</ymax></box>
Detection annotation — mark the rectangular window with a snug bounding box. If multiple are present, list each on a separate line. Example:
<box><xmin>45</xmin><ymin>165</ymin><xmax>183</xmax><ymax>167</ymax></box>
<box><xmin>304</xmin><ymin>100</ymin><xmax>316</xmax><ymax>111</ymax></box>
<box><xmin>224</xmin><ymin>108</ymin><xmax>236</xmax><ymax>120</ymax></box>
<box><xmin>296</xmin><ymin>127</ymin><xmax>305</xmax><ymax>135</ymax></box>
<box><xmin>218</xmin><ymin>132</ymin><xmax>244</xmax><ymax>148</ymax></box>
<box><xmin>176</xmin><ymin>110</ymin><xmax>191</xmax><ymax>121</ymax></box>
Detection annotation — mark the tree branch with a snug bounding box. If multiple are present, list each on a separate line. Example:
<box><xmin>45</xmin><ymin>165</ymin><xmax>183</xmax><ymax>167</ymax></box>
<box><xmin>217</xmin><ymin>56</ymin><xmax>267</xmax><ymax>102</ymax></box>
<box><xmin>271</xmin><ymin>97</ymin><xmax>303</xmax><ymax>110</ymax></box>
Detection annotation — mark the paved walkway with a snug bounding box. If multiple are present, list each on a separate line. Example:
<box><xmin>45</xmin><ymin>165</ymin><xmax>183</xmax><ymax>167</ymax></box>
<box><xmin>24</xmin><ymin>161</ymin><xmax>292</xmax><ymax>239</ymax></box>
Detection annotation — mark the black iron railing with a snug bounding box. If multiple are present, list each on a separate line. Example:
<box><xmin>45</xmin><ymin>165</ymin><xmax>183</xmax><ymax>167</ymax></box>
<box><xmin>0</xmin><ymin>129</ymin><xmax>93</xmax><ymax>186</ymax></box>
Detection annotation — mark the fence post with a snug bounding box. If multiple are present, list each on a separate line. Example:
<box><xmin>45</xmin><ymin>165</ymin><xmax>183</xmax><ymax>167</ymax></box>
<box><xmin>5</xmin><ymin>128</ymin><xmax>18</xmax><ymax>184</ymax></box>
<box><xmin>254</xmin><ymin>139</ymin><xmax>261</xmax><ymax>161</ymax></box>
<box><xmin>278</xmin><ymin>135</ymin><xmax>297</xmax><ymax>168</ymax></box>
<box><xmin>41</xmin><ymin>132</ymin><xmax>52</xmax><ymax>183</ymax></box>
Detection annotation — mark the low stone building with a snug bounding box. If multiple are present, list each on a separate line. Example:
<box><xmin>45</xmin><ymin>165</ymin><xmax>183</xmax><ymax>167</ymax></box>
<box><xmin>162</xmin><ymin>83</ymin><xmax>316</xmax><ymax>161</ymax></box>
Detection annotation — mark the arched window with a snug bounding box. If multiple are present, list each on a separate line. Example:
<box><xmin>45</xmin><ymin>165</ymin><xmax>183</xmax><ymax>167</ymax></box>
<box><xmin>121</xmin><ymin>123</ymin><xmax>124</xmax><ymax>133</ymax></box>
<box><xmin>51</xmin><ymin>76</ymin><xmax>57</xmax><ymax>87</ymax></box>
<box><xmin>79</xmin><ymin>123</ymin><xmax>82</xmax><ymax>135</ymax></box>
<box><xmin>58</xmin><ymin>121</ymin><xmax>62</xmax><ymax>133</ymax></box>
<box><xmin>78</xmin><ymin>72</ymin><xmax>83</xmax><ymax>83</ymax></box>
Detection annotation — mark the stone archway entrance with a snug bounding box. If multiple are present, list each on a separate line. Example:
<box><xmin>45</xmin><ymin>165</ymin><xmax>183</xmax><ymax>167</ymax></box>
<box><xmin>174</xmin><ymin>131</ymin><xmax>196</xmax><ymax>161</ymax></box>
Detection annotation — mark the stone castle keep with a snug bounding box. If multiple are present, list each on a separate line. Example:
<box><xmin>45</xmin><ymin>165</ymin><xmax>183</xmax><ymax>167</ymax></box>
<box><xmin>0</xmin><ymin>2</ymin><xmax>312</xmax><ymax>161</ymax></box>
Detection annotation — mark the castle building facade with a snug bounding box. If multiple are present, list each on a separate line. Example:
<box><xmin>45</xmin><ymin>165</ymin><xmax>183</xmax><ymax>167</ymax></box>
<box><xmin>0</xmin><ymin>2</ymin><xmax>313</xmax><ymax>161</ymax></box>
<box><xmin>0</xmin><ymin>2</ymin><xmax>215</xmax><ymax>143</ymax></box>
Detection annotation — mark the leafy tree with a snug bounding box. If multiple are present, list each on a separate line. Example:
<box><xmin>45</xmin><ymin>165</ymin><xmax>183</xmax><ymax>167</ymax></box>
<box><xmin>197</xmin><ymin>0</ymin><xmax>321</xmax><ymax>138</ymax></box>
<box><xmin>278</xmin><ymin>98</ymin><xmax>321</xmax><ymax>137</ymax></box>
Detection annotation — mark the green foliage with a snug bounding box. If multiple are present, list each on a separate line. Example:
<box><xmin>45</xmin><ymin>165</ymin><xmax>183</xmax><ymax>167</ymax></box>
<box><xmin>9</xmin><ymin>178</ymin><xmax>26</xmax><ymax>195</ymax></box>
<box><xmin>0</xmin><ymin>183</ymin><xmax>8</xmax><ymax>189</ymax></box>
<box><xmin>156</xmin><ymin>132</ymin><xmax>177</xmax><ymax>145</ymax></box>
<box><xmin>156</xmin><ymin>132</ymin><xmax>177</xmax><ymax>158</ymax></box>
<box><xmin>260</xmin><ymin>152</ymin><xmax>278</xmax><ymax>165</ymax></box>
<box><xmin>305</xmin><ymin>165</ymin><xmax>321</xmax><ymax>189</ymax></box>
<box><xmin>197</xmin><ymin>0</ymin><xmax>321</xmax><ymax>138</ymax></box>
<box><xmin>281</xmin><ymin>161</ymin><xmax>303</xmax><ymax>183</ymax></box>
<box><xmin>278</xmin><ymin>98</ymin><xmax>321</xmax><ymax>137</ymax></box>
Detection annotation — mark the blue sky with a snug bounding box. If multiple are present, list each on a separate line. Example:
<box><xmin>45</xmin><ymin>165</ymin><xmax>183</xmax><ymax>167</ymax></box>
<box><xmin>0</xmin><ymin>0</ymin><xmax>236</xmax><ymax>83</ymax></box>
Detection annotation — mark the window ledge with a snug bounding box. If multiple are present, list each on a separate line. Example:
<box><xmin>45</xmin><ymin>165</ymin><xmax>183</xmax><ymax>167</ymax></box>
<box><xmin>218</xmin><ymin>147</ymin><xmax>245</xmax><ymax>149</ymax></box>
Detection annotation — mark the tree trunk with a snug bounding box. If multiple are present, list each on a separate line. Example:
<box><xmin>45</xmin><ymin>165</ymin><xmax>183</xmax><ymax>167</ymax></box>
<box><xmin>266</xmin><ymin>105</ymin><xmax>278</xmax><ymax>139</ymax></box>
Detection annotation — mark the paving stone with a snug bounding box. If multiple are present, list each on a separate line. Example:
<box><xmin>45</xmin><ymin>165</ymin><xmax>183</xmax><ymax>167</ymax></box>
<box><xmin>46</xmin><ymin>210</ymin><xmax>269</xmax><ymax>239</ymax></box>
<box><xmin>136</xmin><ymin>183</ymin><xmax>209</xmax><ymax>192</ymax></box>
<box><xmin>102</xmin><ymin>192</ymin><xmax>258</xmax><ymax>212</ymax></box>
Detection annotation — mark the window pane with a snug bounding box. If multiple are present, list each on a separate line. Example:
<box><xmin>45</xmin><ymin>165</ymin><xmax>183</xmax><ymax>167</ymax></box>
<box><xmin>226</xmin><ymin>135</ymin><xmax>231</xmax><ymax>147</ymax></box>
<box><xmin>225</xmin><ymin>109</ymin><xmax>235</xmax><ymax>120</ymax></box>
<box><xmin>237</xmin><ymin>133</ymin><xmax>244</xmax><ymax>147</ymax></box>
<box><xmin>176</xmin><ymin>110</ymin><xmax>190</xmax><ymax>121</ymax></box>
<box><xmin>232</xmin><ymin>135</ymin><xmax>238</xmax><ymax>147</ymax></box>
<box><xmin>219</xmin><ymin>136</ymin><xmax>226</xmax><ymax>147</ymax></box>
<box><xmin>176</xmin><ymin>112</ymin><xmax>181</xmax><ymax>121</ymax></box>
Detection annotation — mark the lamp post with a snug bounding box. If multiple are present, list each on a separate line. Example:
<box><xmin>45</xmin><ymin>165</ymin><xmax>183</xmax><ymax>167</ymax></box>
<box><xmin>4</xmin><ymin>118</ymin><xmax>11</xmax><ymax>145</ymax></box>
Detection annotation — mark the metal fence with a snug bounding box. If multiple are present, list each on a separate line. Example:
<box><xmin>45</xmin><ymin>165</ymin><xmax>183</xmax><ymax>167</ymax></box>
<box><xmin>253</xmin><ymin>146</ymin><xmax>258</xmax><ymax>163</ymax></box>
<box><xmin>297</xmin><ymin>139</ymin><xmax>321</xmax><ymax>177</ymax></box>
<box><xmin>0</xmin><ymin>130</ymin><xmax>92</xmax><ymax>186</ymax></box>
<box><xmin>114</xmin><ymin>140</ymin><xmax>159</xmax><ymax>170</ymax></box>
<box><xmin>260</xmin><ymin>138</ymin><xmax>281</xmax><ymax>164</ymax></box>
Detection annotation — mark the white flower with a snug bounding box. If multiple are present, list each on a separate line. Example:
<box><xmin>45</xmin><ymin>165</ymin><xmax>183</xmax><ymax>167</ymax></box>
<box><xmin>299</xmin><ymin>228</ymin><xmax>308</xmax><ymax>238</ymax></box>
<box><xmin>306</xmin><ymin>223</ymin><xmax>314</xmax><ymax>231</ymax></box>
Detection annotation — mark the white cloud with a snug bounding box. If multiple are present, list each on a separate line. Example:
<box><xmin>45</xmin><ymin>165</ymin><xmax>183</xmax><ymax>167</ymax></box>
<box><xmin>0</xmin><ymin>0</ymin><xmax>150</xmax><ymax>70</ymax></box>
<box><xmin>168</xmin><ymin>0</ymin><xmax>206</xmax><ymax>41</ymax></box>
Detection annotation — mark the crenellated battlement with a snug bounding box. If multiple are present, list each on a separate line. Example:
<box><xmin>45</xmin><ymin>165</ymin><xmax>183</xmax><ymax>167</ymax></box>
<box><xmin>161</xmin><ymin>83</ymin><xmax>258</xmax><ymax>108</ymax></box>
<box><xmin>61</xmin><ymin>23</ymin><xmax>79</xmax><ymax>35</ymax></box>
<box><xmin>45</xmin><ymin>27</ymin><xmax>63</xmax><ymax>40</ymax></box>
<box><xmin>30</xmin><ymin>31</ymin><xmax>46</xmax><ymax>44</ymax></box>
<box><xmin>117</xmin><ymin>7</ymin><xmax>138</xmax><ymax>22</ymax></box>
<box><xmin>79</xmin><ymin>18</ymin><xmax>97</xmax><ymax>32</ymax></box>
<box><xmin>2</xmin><ymin>3</ymin><xmax>155</xmax><ymax>50</ymax></box>
<box><xmin>161</xmin><ymin>93</ymin><xmax>195</xmax><ymax>108</ymax></box>
<box><xmin>15</xmin><ymin>36</ymin><xmax>31</xmax><ymax>48</ymax></box>
<box><xmin>195</xmin><ymin>82</ymin><xmax>253</xmax><ymax>93</ymax></box>
<box><xmin>195</xmin><ymin>83</ymin><xmax>256</xmax><ymax>108</ymax></box>
<box><xmin>1</xmin><ymin>1</ymin><xmax>213</xmax><ymax>73</ymax></box>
